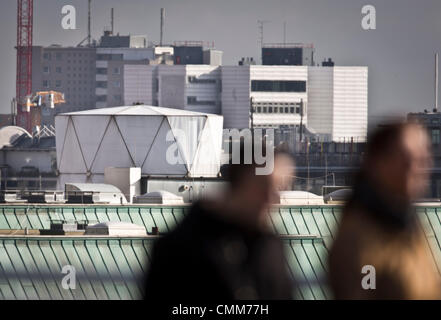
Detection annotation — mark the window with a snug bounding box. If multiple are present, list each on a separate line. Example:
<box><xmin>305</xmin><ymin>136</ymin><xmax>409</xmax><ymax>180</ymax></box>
<box><xmin>113</xmin><ymin>67</ymin><xmax>121</xmax><ymax>75</ymax></box>
<box><xmin>263</xmin><ymin>107</ymin><xmax>267</xmax><ymax>113</ymax></box>
<box><xmin>43</xmin><ymin>66</ymin><xmax>50</xmax><ymax>74</ymax></box>
<box><xmin>96</xmin><ymin>81</ymin><xmax>108</xmax><ymax>88</ymax></box>
<box><xmin>43</xmin><ymin>53</ymin><xmax>51</xmax><ymax>60</ymax></box>
<box><xmin>251</xmin><ymin>80</ymin><xmax>306</xmax><ymax>92</ymax></box>
<box><xmin>187</xmin><ymin>96</ymin><xmax>216</xmax><ymax>105</ymax></box>
<box><xmin>56</xmin><ymin>53</ymin><xmax>62</xmax><ymax>61</ymax></box>
<box><xmin>257</xmin><ymin>107</ymin><xmax>262</xmax><ymax>113</ymax></box>
<box><xmin>55</xmin><ymin>80</ymin><xmax>61</xmax><ymax>88</ymax></box>
<box><xmin>113</xmin><ymin>81</ymin><xmax>121</xmax><ymax>88</ymax></box>
<box><xmin>114</xmin><ymin>95</ymin><xmax>122</xmax><ymax>102</ymax></box>
<box><xmin>96</xmin><ymin>68</ymin><xmax>107</xmax><ymax>75</ymax></box>
<box><xmin>43</xmin><ymin>80</ymin><xmax>50</xmax><ymax>88</ymax></box>
<box><xmin>432</xmin><ymin>129</ymin><xmax>440</xmax><ymax>145</ymax></box>
<box><xmin>187</xmin><ymin>96</ymin><xmax>197</xmax><ymax>104</ymax></box>
<box><xmin>56</xmin><ymin>67</ymin><xmax>62</xmax><ymax>73</ymax></box>
<box><xmin>268</xmin><ymin>107</ymin><xmax>273</xmax><ymax>113</ymax></box>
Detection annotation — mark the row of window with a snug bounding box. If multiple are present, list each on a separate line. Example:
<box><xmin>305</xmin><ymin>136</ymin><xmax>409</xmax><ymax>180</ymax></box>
<box><xmin>96</xmin><ymin>81</ymin><xmax>121</xmax><ymax>88</ymax></box>
<box><xmin>187</xmin><ymin>96</ymin><xmax>217</xmax><ymax>106</ymax></box>
<box><xmin>43</xmin><ymin>52</ymin><xmax>94</xmax><ymax>60</ymax></box>
<box><xmin>97</xmin><ymin>54</ymin><xmax>124</xmax><ymax>61</ymax></box>
<box><xmin>96</xmin><ymin>67</ymin><xmax>121</xmax><ymax>75</ymax></box>
<box><xmin>253</xmin><ymin>105</ymin><xmax>303</xmax><ymax>114</ymax></box>
<box><xmin>251</xmin><ymin>80</ymin><xmax>307</xmax><ymax>92</ymax></box>
<box><xmin>43</xmin><ymin>66</ymin><xmax>97</xmax><ymax>73</ymax></box>
<box><xmin>43</xmin><ymin>80</ymin><xmax>121</xmax><ymax>89</ymax></box>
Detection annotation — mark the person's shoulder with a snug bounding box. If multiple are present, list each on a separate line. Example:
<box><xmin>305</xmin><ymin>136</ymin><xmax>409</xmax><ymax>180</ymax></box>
<box><xmin>154</xmin><ymin>201</ymin><xmax>210</xmax><ymax>246</ymax></box>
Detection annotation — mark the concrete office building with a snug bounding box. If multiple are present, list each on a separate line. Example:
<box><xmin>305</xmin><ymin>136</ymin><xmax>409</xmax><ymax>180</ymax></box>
<box><xmin>124</xmin><ymin>64</ymin><xmax>222</xmax><ymax>115</ymax></box>
<box><xmin>32</xmin><ymin>46</ymin><xmax>97</xmax><ymax>124</ymax></box>
<box><xmin>95</xmin><ymin>47</ymin><xmax>155</xmax><ymax>108</ymax></box>
<box><xmin>122</xmin><ymin>64</ymin><xmax>368</xmax><ymax>142</ymax></box>
<box><xmin>222</xmin><ymin>65</ymin><xmax>308</xmax><ymax>129</ymax></box>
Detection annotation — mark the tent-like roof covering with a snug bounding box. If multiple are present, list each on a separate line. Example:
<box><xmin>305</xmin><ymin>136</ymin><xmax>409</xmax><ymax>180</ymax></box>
<box><xmin>61</xmin><ymin>105</ymin><xmax>216</xmax><ymax>117</ymax></box>
<box><xmin>56</xmin><ymin>105</ymin><xmax>224</xmax><ymax>185</ymax></box>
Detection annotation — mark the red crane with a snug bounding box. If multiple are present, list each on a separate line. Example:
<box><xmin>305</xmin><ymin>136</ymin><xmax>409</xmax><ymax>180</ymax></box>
<box><xmin>16</xmin><ymin>0</ymin><xmax>33</xmax><ymax>132</ymax></box>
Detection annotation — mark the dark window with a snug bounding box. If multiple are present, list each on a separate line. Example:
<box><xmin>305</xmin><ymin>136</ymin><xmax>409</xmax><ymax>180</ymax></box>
<box><xmin>188</xmin><ymin>76</ymin><xmax>216</xmax><ymax>84</ymax></box>
<box><xmin>187</xmin><ymin>96</ymin><xmax>216</xmax><ymax>106</ymax></box>
<box><xmin>96</xmin><ymin>95</ymin><xmax>107</xmax><ymax>102</ymax></box>
<box><xmin>96</xmin><ymin>81</ymin><xmax>108</xmax><ymax>88</ymax></box>
<box><xmin>251</xmin><ymin>80</ymin><xmax>306</xmax><ymax>92</ymax></box>
<box><xmin>96</xmin><ymin>68</ymin><xmax>107</xmax><ymax>75</ymax></box>
<box><xmin>432</xmin><ymin>129</ymin><xmax>440</xmax><ymax>145</ymax></box>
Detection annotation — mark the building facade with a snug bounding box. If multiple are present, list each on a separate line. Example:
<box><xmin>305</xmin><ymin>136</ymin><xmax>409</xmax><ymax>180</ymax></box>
<box><xmin>123</xmin><ymin>64</ymin><xmax>368</xmax><ymax>142</ymax></box>
<box><xmin>32</xmin><ymin>46</ymin><xmax>97</xmax><ymax>125</ymax></box>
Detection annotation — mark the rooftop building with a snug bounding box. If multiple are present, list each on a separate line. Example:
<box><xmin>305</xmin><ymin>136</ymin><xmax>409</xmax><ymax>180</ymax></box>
<box><xmin>55</xmin><ymin>105</ymin><xmax>224</xmax><ymax>188</ymax></box>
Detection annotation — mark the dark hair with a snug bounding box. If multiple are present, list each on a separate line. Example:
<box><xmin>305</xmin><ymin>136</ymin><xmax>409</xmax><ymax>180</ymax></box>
<box><xmin>222</xmin><ymin>137</ymin><xmax>269</xmax><ymax>188</ymax></box>
<box><xmin>221</xmin><ymin>138</ymin><xmax>294</xmax><ymax>189</ymax></box>
<box><xmin>363</xmin><ymin>122</ymin><xmax>418</xmax><ymax>167</ymax></box>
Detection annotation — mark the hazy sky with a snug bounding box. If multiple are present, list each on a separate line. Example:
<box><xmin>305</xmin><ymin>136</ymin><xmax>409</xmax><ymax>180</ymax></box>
<box><xmin>1</xmin><ymin>0</ymin><xmax>441</xmax><ymax>125</ymax></box>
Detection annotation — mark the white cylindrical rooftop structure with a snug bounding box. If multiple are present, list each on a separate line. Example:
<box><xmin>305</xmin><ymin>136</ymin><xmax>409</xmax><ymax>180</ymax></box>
<box><xmin>55</xmin><ymin>105</ymin><xmax>223</xmax><ymax>187</ymax></box>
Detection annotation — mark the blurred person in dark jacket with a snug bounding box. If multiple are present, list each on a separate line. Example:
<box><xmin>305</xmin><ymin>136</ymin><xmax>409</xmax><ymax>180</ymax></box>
<box><xmin>329</xmin><ymin>122</ymin><xmax>441</xmax><ymax>299</ymax></box>
<box><xmin>144</xmin><ymin>143</ymin><xmax>295</xmax><ymax>300</ymax></box>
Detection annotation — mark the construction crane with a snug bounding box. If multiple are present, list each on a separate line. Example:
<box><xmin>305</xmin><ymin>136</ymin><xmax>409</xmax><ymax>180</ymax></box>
<box><xmin>16</xmin><ymin>0</ymin><xmax>33</xmax><ymax>132</ymax></box>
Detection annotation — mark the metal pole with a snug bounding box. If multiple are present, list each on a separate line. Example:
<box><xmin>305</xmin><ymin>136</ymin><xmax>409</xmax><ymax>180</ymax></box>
<box><xmin>88</xmin><ymin>0</ymin><xmax>91</xmax><ymax>46</ymax></box>
<box><xmin>434</xmin><ymin>53</ymin><xmax>438</xmax><ymax>112</ymax></box>
<box><xmin>250</xmin><ymin>97</ymin><xmax>254</xmax><ymax>129</ymax></box>
<box><xmin>111</xmin><ymin>8</ymin><xmax>114</xmax><ymax>35</ymax></box>
<box><xmin>299</xmin><ymin>99</ymin><xmax>304</xmax><ymax>143</ymax></box>
<box><xmin>160</xmin><ymin>8</ymin><xmax>165</xmax><ymax>46</ymax></box>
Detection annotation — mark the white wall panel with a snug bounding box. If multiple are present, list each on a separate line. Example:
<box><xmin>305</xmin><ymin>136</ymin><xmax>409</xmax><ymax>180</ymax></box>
<box><xmin>91</xmin><ymin>117</ymin><xmax>135</xmax><ymax>173</ymax></box>
<box><xmin>59</xmin><ymin>118</ymin><xmax>87</xmax><ymax>174</ymax></box>
<box><xmin>115</xmin><ymin>115</ymin><xmax>164</xmax><ymax>167</ymax></box>
<box><xmin>142</xmin><ymin>119</ymin><xmax>188</xmax><ymax>175</ymax></box>
<box><xmin>307</xmin><ymin>67</ymin><xmax>334</xmax><ymax>135</ymax></box>
<box><xmin>333</xmin><ymin>67</ymin><xmax>368</xmax><ymax>142</ymax></box>
<box><xmin>72</xmin><ymin>115</ymin><xmax>110</xmax><ymax>170</ymax></box>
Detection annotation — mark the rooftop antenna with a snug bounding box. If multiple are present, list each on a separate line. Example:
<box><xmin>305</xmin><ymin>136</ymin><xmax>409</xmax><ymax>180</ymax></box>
<box><xmin>87</xmin><ymin>0</ymin><xmax>91</xmax><ymax>46</ymax></box>
<box><xmin>160</xmin><ymin>8</ymin><xmax>165</xmax><ymax>46</ymax></box>
<box><xmin>111</xmin><ymin>8</ymin><xmax>114</xmax><ymax>35</ymax></box>
<box><xmin>258</xmin><ymin>20</ymin><xmax>270</xmax><ymax>64</ymax></box>
<box><xmin>433</xmin><ymin>53</ymin><xmax>438</xmax><ymax>112</ymax></box>
<box><xmin>283</xmin><ymin>21</ymin><xmax>286</xmax><ymax>45</ymax></box>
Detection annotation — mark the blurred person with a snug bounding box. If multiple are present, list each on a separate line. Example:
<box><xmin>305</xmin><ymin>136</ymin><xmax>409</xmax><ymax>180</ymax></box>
<box><xmin>329</xmin><ymin>122</ymin><xmax>441</xmax><ymax>299</ymax></box>
<box><xmin>144</xmin><ymin>143</ymin><xmax>295</xmax><ymax>300</ymax></box>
